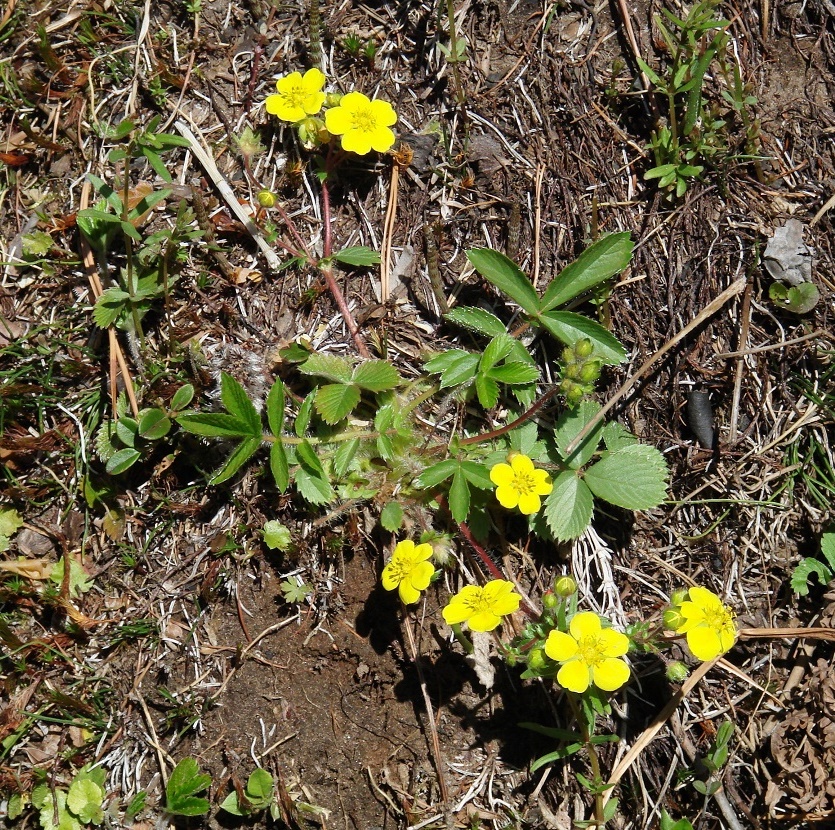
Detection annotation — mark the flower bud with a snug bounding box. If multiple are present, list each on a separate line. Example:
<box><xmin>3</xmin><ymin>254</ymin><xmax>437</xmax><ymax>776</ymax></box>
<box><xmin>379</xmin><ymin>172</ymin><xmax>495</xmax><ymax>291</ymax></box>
<box><xmin>554</xmin><ymin>575</ymin><xmax>577</xmax><ymax>598</ymax></box>
<box><xmin>541</xmin><ymin>591</ymin><xmax>558</xmax><ymax>610</ymax></box>
<box><xmin>670</xmin><ymin>588</ymin><xmax>689</xmax><ymax>607</ymax></box>
<box><xmin>527</xmin><ymin>647</ymin><xmax>550</xmax><ymax>673</ymax></box>
<box><xmin>574</xmin><ymin>338</ymin><xmax>594</xmax><ymax>358</ymax></box>
<box><xmin>665</xmin><ymin>661</ymin><xmax>690</xmax><ymax>683</ymax></box>
<box><xmin>578</xmin><ymin>361</ymin><xmax>601</xmax><ymax>384</ymax></box>
<box><xmin>298</xmin><ymin>117</ymin><xmax>327</xmax><ymax>150</ymax></box>
<box><xmin>257</xmin><ymin>189</ymin><xmax>277</xmax><ymax>208</ymax></box>
<box><xmin>325</xmin><ymin>91</ymin><xmax>343</xmax><ymax>107</ymax></box>
<box><xmin>563</xmin><ymin>362</ymin><xmax>581</xmax><ymax>380</ymax></box>
<box><xmin>426</xmin><ymin>534</ymin><xmax>455</xmax><ymax>568</ymax></box>
<box><xmin>663</xmin><ymin>608</ymin><xmax>685</xmax><ymax>631</ymax></box>
<box><xmin>562</xmin><ymin>347</ymin><xmax>576</xmax><ymax>365</ymax></box>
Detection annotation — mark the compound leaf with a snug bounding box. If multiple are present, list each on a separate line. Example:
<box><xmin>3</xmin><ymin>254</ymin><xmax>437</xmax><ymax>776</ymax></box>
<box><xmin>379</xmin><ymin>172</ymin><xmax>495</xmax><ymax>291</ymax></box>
<box><xmin>538</xmin><ymin>311</ymin><xmax>627</xmax><ymax>365</ymax></box>
<box><xmin>444</xmin><ymin>306</ymin><xmax>507</xmax><ymax>337</ymax></box>
<box><xmin>210</xmin><ymin>436</ymin><xmax>262</xmax><ymax>485</ymax></box>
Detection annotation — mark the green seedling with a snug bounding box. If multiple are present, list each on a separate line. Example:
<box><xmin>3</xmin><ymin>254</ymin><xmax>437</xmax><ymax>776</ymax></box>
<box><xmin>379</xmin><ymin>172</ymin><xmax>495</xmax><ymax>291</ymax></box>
<box><xmin>30</xmin><ymin>766</ymin><xmax>107</xmax><ymax>830</ymax></box>
<box><xmin>263</xmin><ymin>520</ymin><xmax>293</xmax><ymax>551</ymax></box>
<box><xmin>0</xmin><ymin>507</ymin><xmax>23</xmax><ymax>552</ymax></box>
<box><xmin>164</xmin><ymin>757</ymin><xmax>211</xmax><ymax>817</ymax></box>
<box><xmin>792</xmin><ymin>531</ymin><xmax>835</xmax><ymax>595</ymax></box>
<box><xmin>219</xmin><ymin>768</ymin><xmax>274</xmax><ymax>816</ymax></box>
<box><xmin>686</xmin><ymin>720</ymin><xmax>734</xmax><ymax>796</ymax></box>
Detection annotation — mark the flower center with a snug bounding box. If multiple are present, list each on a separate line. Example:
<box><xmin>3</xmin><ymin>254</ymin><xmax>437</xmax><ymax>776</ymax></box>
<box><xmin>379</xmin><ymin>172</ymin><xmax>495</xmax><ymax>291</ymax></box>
<box><xmin>390</xmin><ymin>555</ymin><xmax>416</xmax><ymax>582</ymax></box>
<box><xmin>703</xmin><ymin>605</ymin><xmax>734</xmax><ymax>631</ymax></box>
<box><xmin>351</xmin><ymin>106</ymin><xmax>378</xmax><ymax>134</ymax></box>
<box><xmin>283</xmin><ymin>83</ymin><xmax>307</xmax><ymax>107</ymax></box>
<box><xmin>512</xmin><ymin>470</ymin><xmax>537</xmax><ymax>496</ymax></box>
<box><xmin>576</xmin><ymin>634</ymin><xmax>606</xmax><ymax>667</ymax></box>
<box><xmin>464</xmin><ymin>592</ymin><xmax>490</xmax><ymax>614</ymax></box>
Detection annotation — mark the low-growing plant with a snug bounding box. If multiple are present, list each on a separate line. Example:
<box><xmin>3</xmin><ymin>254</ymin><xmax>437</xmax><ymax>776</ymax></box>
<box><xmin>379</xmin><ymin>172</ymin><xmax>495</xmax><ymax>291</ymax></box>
<box><xmin>219</xmin><ymin>768</ymin><xmax>275</xmax><ymax>817</ymax></box>
<box><xmin>164</xmin><ymin>757</ymin><xmax>211</xmax><ymax>817</ymax></box>
<box><xmin>792</xmin><ymin>530</ymin><xmax>835</xmax><ymax>595</ymax></box>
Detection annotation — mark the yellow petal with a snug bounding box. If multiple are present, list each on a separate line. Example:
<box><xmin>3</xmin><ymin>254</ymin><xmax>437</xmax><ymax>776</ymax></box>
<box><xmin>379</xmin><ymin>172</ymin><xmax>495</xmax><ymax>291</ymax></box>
<box><xmin>370</xmin><ymin>98</ymin><xmax>398</xmax><ymax>126</ymax></box>
<box><xmin>275</xmin><ymin>72</ymin><xmax>303</xmax><ymax>94</ymax></box>
<box><xmin>381</xmin><ymin>564</ymin><xmax>399</xmax><ymax>592</ymax></box>
<box><xmin>544</xmin><ymin>630</ymin><xmax>578</xmax><ymax>662</ymax></box>
<box><xmin>324</xmin><ymin>106</ymin><xmax>351</xmax><ymax>135</ymax></box>
<box><xmin>495</xmin><ymin>484</ymin><xmax>520</xmax><ymax>510</ymax></box>
<box><xmin>688</xmin><ymin>585</ymin><xmax>721</xmax><ymax>609</ymax></box>
<box><xmin>599</xmin><ymin>627</ymin><xmax>630</xmax><ymax>657</ymax></box>
<box><xmin>569</xmin><ymin>611</ymin><xmax>602</xmax><ymax>640</ymax></box>
<box><xmin>557</xmin><ymin>659</ymin><xmax>591</xmax><ymax>693</ymax></box>
<box><xmin>399</xmin><ymin>580</ymin><xmax>421</xmax><ymax>604</ymax></box>
<box><xmin>718</xmin><ymin>623</ymin><xmax>737</xmax><ymax>653</ymax></box>
<box><xmin>593</xmin><ymin>657</ymin><xmax>631</xmax><ymax>691</ymax></box>
<box><xmin>412</xmin><ymin>543</ymin><xmax>434</xmax><ymax>562</ymax></box>
<box><xmin>483</xmin><ymin>580</ymin><xmax>520</xmax><ymax>616</ymax></box>
<box><xmin>490</xmin><ymin>463</ymin><xmax>514</xmax><ymax>486</ymax></box>
<box><xmin>393</xmin><ymin>539</ymin><xmax>415</xmax><ymax>559</ymax></box>
<box><xmin>510</xmin><ymin>454</ymin><xmax>535</xmax><ymax>475</ymax></box>
<box><xmin>443</xmin><ymin>599</ymin><xmax>470</xmax><ymax>625</ymax></box>
<box><xmin>370</xmin><ymin>126</ymin><xmax>395</xmax><ymax>153</ymax></box>
<box><xmin>532</xmin><ymin>469</ymin><xmax>554</xmax><ymax>495</ymax></box>
<box><xmin>410</xmin><ymin>561</ymin><xmax>435</xmax><ymax>591</ymax></box>
<box><xmin>302</xmin><ymin>67</ymin><xmax>326</xmax><ymax>90</ymax></box>
<box><xmin>340</xmin><ymin>130</ymin><xmax>373</xmax><ymax>155</ymax></box>
<box><xmin>517</xmin><ymin>492</ymin><xmax>542</xmax><ymax>515</ymax></box>
<box><xmin>687</xmin><ymin>626</ymin><xmax>722</xmax><ymax>661</ymax></box>
<box><xmin>340</xmin><ymin>91</ymin><xmax>370</xmax><ymax>111</ymax></box>
<box><xmin>302</xmin><ymin>92</ymin><xmax>326</xmax><ymax>115</ymax></box>
<box><xmin>468</xmin><ymin>611</ymin><xmax>501</xmax><ymax>632</ymax></box>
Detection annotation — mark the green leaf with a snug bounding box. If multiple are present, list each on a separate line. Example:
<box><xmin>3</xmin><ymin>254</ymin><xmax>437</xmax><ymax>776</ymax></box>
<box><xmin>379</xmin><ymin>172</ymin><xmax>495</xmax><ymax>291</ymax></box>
<box><xmin>479</xmin><ymin>333</ymin><xmax>516</xmax><ymax>373</ymax></box>
<box><xmin>488</xmin><ymin>362</ymin><xmax>540</xmax><ymax>385</ymax></box>
<box><xmin>295</xmin><ymin>391</ymin><xmax>315</xmax><ymax>436</ymax></box>
<box><xmin>444</xmin><ymin>306</ymin><xmax>507</xmax><ymax>336</ymax></box>
<box><xmin>602</xmin><ymin>421</ymin><xmax>637</xmax><ymax>452</ymax></box>
<box><xmin>0</xmin><ymin>508</ymin><xmax>23</xmax><ymax>539</ymax></box>
<box><xmin>106</xmin><ymin>447</ymin><xmax>141</xmax><ymax>474</ymax></box>
<box><xmin>543</xmin><ymin>472</ymin><xmax>594</xmax><ymax>541</ymax></box>
<box><xmin>263</xmin><ymin>520</ymin><xmax>292</xmax><ymax>551</ymax></box>
<box><xmin>380</xmin><ymin>502</ymin><xmax>404</xmax><ymax>531</ymax></box>
<box><xmin>460</xmin><ymin>461</ymin><xmax>493</xmax><ymax>489</ymax></box>
<box><xmin>315</xmin><ymin>383</ymin><xmax>361</xmax><ymax>425</ymax></box>
<box><xmin>93</xmin><ymin>287</ymin><xmax>131</xmax><ymax>329</ymax></box>
<box><xmin>220</xmin><ymin>372</ymin><xmax>261</xmax><ymax>434</ymax></box>
<box><xmin>351</xmin><ymin>360</ymin><xmax>401</xmax><ymax>391</ymax></box>
<box><xmin>584</xmin><ymin>444</ymin><xmax>668</xmax><ymax>509</ymax></box>
<box><xmin>437</xmin><ymin>352</ymin><xmax>480</xmax><ymax>388</ymax></box>
<box><xmin>375</xmin><ymin>404</ymin><xmax>395</xmax><ymax>460</ymax></box>
<box><xmin>297</xmin><ymin>439</ymin><xmax>326</xmax><ymax>477</ymax></box>
<box><xmin>414</xmin><ymin>459</ymin><xmax>459</xmax><ymax>490</ymax></box>
<box><xmin>170</xmin><ymin>384</ymin><xmax>195</xmax><ymax>411</ymax></box>
<box><xmin>784</xmin><ymin>282</ymin><xmax>820</xmax><ymax>314</ymax></box>
<box><xmin>822</xmin><ymin>532</ymin><xmax>835</xmax><ymax>570</ymax></box>
<box><xmin>138</xmin><ymin>408</ymin><xmax>171</xmax><ymax>440</ymax></box>
<box><xmin>333</xmin><ymin>437</ymin><xmax>360</xmax><ymax>478</ymax></box>
<box><xmin>269</xmin><ymin>442</ymin><xmax>290</xmax><ymax>492</ymax></box>
<box><xmin>448</xmin><ymin>467</ymin><xmax>471</xmax><ymax>522</ymax></box>
<box><xmin>791</xmin><ymin>557</ymin><xmax>833</xmax><ymax>596</ymax></box>
<box><xmin>67</xmin><ymin>778</ymin><xmax>105</xmax><ymax>824</ymax></box>
<box><xmin>86</xmin><ymin>174</ymin><xmax>123</xmax><ymax>212</ymax></box>
<box><xmin>166</xmin><ymin>758</ymin><xmax>211</xmax><ymax>816</ymax></box>
<box><xmin>636</xmin><ymin>55</ymin><xmax>662</xmax><ymax>85</ymax></box>
<box><xmin>210</xmin><ymin>436</ymin><xmax>262</xmax><ymax>485</ymax></box>
<box><xmin>540</xmin><ymin>233</ymin><xmax>632</xmax><ymax>311</ymax></box>
<box><xmin>295</xmin><ymin>469</ymin><xmax>334</xmax><ymax>504</ymax></box>
<box><xmin>246</xmin><ymin>769</ymin><xmax>274</xmax><ymax>802</ymax></box>
<box><xmin>219</xmin><ymin>792</ymin><xmax>244</xmax><ymax>816</ymax></box>
<box><xmin>115</xmin><ymin>417</ymin><xmax>138</xmax><ymax>447</ymax></box>
<box><xmin>475</xmin><ymin>373</ymin><xmax>500</xmax><ymax>409</ymax></box>
<box><xmin>538</xmin><ymin>311</ymin><xmax>627</xmax><ymax>364</ymax></box>
<box><xmin>50</xmin><ymin>557</ymin><xmax>94</xmax><ymax>597</ymax></box>
<box><xmin>555</xmin><ymin>400</ymin><xmax>604</xmax><ymax>468</ymax></box>
<box><xmin>266</xmin><ymin>378</ymin><xmax>286</xmax><ymax>436</ymax></box>
<box><xmin>127</xmin><ymin>187</ymin><xmax>171</xmax><ymax>221</ymax></box>
<box><xmin>299</xmin><ymin>353</ymin><xmax>354</xmax><ymax>383</ymax></box>
<box><xmin>466</xmin><ymin>248</ymin><xmax>541</xmax><ymax>315</ymax></box>
<box><xmin>177</xmin><ymin>412</ymin><xmax>255</xmax><ymax>438</ymax></box>
<box><xmin>332</xmin><ymin>245</ymin><xmax>381</xmax><ymax>266</ymax></box>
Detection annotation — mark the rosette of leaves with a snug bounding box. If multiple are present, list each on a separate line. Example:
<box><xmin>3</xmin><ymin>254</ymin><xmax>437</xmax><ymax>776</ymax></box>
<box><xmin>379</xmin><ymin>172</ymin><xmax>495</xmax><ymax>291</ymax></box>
<box><xmin>220</xmin><ymin>768</ymin><xmax>275</xmax><ymax>816</ymax></box>
<box><xmin>461</xmin><ymin>233</ymin><xmax>633</xmax><ymax>365</ymax></box>
<box><xmin>31</xmin><ymin>766</ymin><xmax>107</xmax><ymax>830</ymax></box>
<box><xmin>541</xmin><ymin>400</ymin><xmax>669</xmax><ymax>541</ymax></box>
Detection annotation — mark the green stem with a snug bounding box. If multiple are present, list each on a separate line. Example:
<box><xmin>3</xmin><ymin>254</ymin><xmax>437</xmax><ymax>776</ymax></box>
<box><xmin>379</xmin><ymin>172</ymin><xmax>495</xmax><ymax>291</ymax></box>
<box><xmin>451</xmin><ymin>623</ymin><xmax>473</xmax><ymax>654</ymax></box>
<box><xmin>445</xmin><ymin>0</ymin><xmax>466</xmax><ymax>106</ymax></box>
<box><xmin>568</xmin><ymin>693</ymin><xmax>605</xmax><ymax>825</ymax></box>
<box><xmin>120</xmin><ymin>145</ymin><xmax>146</xmax><ymax>350</ymax></box>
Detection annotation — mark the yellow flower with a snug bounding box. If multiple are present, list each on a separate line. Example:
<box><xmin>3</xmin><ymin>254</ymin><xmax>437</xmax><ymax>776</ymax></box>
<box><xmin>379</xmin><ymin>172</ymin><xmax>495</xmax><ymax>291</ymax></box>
<box><xmin>672</xmin><ymin>586</ymin><xmax>737</xmax><ymax>661</ymax></box>
<box><xmin>266</xmin><ymin>68</ymin><xmax>327</xmax><ymax>123</ymax></box>
<box><xmin>442</xmin><ymin>579</ymin><xmax>521</xmax><ymax>632</ymax></box>
<box><xmin>381</xmin><ymin>539</ymin><xmax>435</xmax><ymax>604</ymax></box>
<box><xmin>544</xmin><ymin>611</ymin><xmax>631</xmax><ymax>694</ymax></box>
<box><xmin>489</xmin><ymin>454</ymin><xmax>553</xmax><ymax>515</ymax></box>
<box><xmin>324</xmin><ymin>91</ymin><xmax>397</xmax><ymax>155</ymax></box>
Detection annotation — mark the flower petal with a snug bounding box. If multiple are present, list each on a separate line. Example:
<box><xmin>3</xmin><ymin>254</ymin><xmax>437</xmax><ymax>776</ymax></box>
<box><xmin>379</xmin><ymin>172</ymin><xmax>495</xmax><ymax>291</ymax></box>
<box><xmin>468</xmin><ymin>611</ymin><xmax>501</xmax><ymax>632</ymax></box>
<box><xmin>301</xmin><ymin>67</ymin><xmax>326</xmax><ymax>90</ymax></box>
<box><xmin>517</xmin><ymin>492</ymin><xmax>542</xmax><ymax>515</ymax></box>
<box><xmin>510</xmin><ymin>454</ymin><xmax>535</xmax><ymax>476</ymax></box>
<box><xmin>369</xmin><ymin>99</ymin><xmax>398</xmax><ymax>127</ymax></box>
<box><xmin>399</xmin><ymin>580</ymin><xmax>421</xmax><ymax>605</ymax></box>
<box><xmin>340</xmin><ymin>130</ymin><xmax>373</xmax><ymax>155</ymax></box>
<box><xmin>275</xmin><ymin>72</ymin><xmax>303</xmax><ymax>94</ymax></box>
<box><xmin>544</xmin><ymin>630</ymin><xmax>578</xmax><ymax>662</ymax></box>
<box><xmin>393</xmin><ymin>539</ymin><xmax>415</xmax><ymax>558</ymax></box>
<box><xmin>688</xmin><ymin>585</ymin><xmax>720</xmax><ymax>607</ymax></box>
<box><xmin>686</xmin><ymin>626</ymin><xmax>722</xmax><ymax>661</ymax></box>
<box><xmin>598</xmin><ymin>627</ymin><xmax>630</xmax><ymax>657</ymax></box>
<box><xmin>558</xmin><ymin>659</ymin><xmax>591</xmax><ymax>693</ymax></box>
<box><xmin>409</xmin><ymin>561</ymin><xmax>435</xmax><ymax>592</ymax></box>
<box><xmin>381</xmin><ymin>563</ymin><xmax>399</xmax><ymax>592</ymax></box>
<box><xmin>532</xmin><ymin>469</ymin><xmax>554</xmax><ymax>495</ymax></box>
<box><xmin>324</xmin><ymin>106</ymin><xmax>352</xmax><ymax>136</ymax></box>
<box><xmin>412</xmin><ymin>543</ymin><xmax>434</xmax><ymax>562</ymax></box>
<box><xmin>495</xmin><ymin>484</ymin><xmax>520</xmax><ymax>509</ymax></box>
<box><xmin>593</xmin><ymin>657</ymin><xmax>631</xmax><ymax>691</ymax></box>
<box><xmin>370</xmin><ymin>126</ymin><xmax>396</xmax><ymax>153</ymax></box>
<box><xmin>490</xmin><ymin>463</ymin><xmax>514</xmax><ymax>486</ymax></box>
<box><xmin>569</xmin><ymin>611</ymin><xmax>602</xmax><ymax>640</ymax></box>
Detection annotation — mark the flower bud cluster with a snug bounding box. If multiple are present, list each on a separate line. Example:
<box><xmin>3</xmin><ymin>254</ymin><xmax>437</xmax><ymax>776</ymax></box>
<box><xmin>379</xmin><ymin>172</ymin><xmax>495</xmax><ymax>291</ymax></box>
<box><xmin>559</xmin><ymin>338</ymin><xmax>602</xmax><ymax>406</ymax></box>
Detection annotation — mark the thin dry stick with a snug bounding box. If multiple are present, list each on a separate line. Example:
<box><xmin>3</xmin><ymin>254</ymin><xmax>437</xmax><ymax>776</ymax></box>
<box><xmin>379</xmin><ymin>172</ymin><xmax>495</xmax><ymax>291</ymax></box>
<box><xmin>564</xmin><ymin>277</ymin><xmax>747</xmax><ymax>456</ymax></box>
<box><xmin>532</xmin><ymin>164</ymin><xmax>545</xmax><ymax>289</ymax></box>
<box><xmin>715</xmin><ymin>329</ymin><xmax>832</xmax><ymax>358</ymax></box>
<box><xmin>380</xmin><ymin>162</ymin><xmax>399</xmax><ymax>303</ymax></box>
<box><xmin>728</xmin><ymin>281</ymin><xmax>752</xmax><ymax>444</ymax></box>
<box><xmin>402</xmin><ymin>609</ymin><xmax>451</xmax><ymax>811</ymax></box>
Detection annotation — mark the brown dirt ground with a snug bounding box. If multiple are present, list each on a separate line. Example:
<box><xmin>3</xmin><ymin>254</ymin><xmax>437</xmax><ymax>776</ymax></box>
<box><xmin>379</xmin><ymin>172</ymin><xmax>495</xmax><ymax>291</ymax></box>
<box><xmin>2</xmin><ymin>0</ymin><xmax>835</xmax><ymax>827</ymax></box>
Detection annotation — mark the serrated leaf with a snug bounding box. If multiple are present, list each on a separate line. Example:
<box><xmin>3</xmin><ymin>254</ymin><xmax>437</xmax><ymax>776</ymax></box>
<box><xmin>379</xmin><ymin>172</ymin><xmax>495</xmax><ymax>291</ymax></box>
<box><xmin>210</xmin><ymin>436</ymin><xmax>262</xmax><ymax>485</ymax></box>
<box><xmin>93</xmin><ymin>288</ymin><xmax>130</xmax><ymax>329</ymax></box>
<box><xmin>166</xmin><ymin>758</ymin><xmax>211</xmax><ymax>816</ymax></box>
<box><xmin>380</xmin><ymin>502</ymin><xmax>404</xmax><ymax>531</ymax></box>
<box><xmin>540</xmin><ymin>233</ymin><xmax>633</xmax><ymax>311</ymax></box>
<box><xmin>106</xmin><ymin>447</ymin><xmax>141</xmax><ymax>474</ymax></box>
<box><xmin>444</xmin><ymin>306</ymin><xmax>507</xmax><ymax>336</ymax></box>
<box><xmin>821</xmin><ymin>533</ymin><xmax>835</xmax><ymax>570</ymax></box>
<box><xmin>584</xmin><ymin>444</ymin><xmax>668</xmax><ymax>509</ymax></box>
<box><xmin>424</xmin><ymin>348</ymin><xmax>470</xmax><ymax>374</ymax></box>
<box><xmin>352</xmin><ymin>360</ymin><xmax>401</xmax><ymax>391</ymax></box>
<box><xmin>167</xmin><ymin>795</ymin><xmax>211</xmax><ymax>817</ymax></box>
<box><xmin>440</xmin><ymin>352</ymin><xmax>480</xmax><ymax>389</ymax></box>
<box><xmin>266</xmin><ymin>378</ymin><xmax>285</xmax><ymax>436</ymax></box>
<box><xmin>414</xmin><ymin>459</ymin><xmax>459</xmax><ymax>490</ymax></box>
<box><xmin>269</xmin><ymin>441</ymin><xmax>290</xmax><ymax>492</ymax></box>
<box><xmin>220</xmin><ymin>372</ymin><xmax>261</xmax><ymax>434</ymax></box>
<box><xmin>170</xmin><ymin>384</ymin><xmax>194</xmax><ymax>411</ymax></box>
<box><xmin>475</xmin><ymin>373</ymin><xmax>500</xmax><ymax>409</ymax></box>
<box><xmin>333</xmin><ymin>437</ymin><xmax>360</xmax><ymax>478</ymax></box>
<box><xmin>263</xmin><ymin>520</ymin><xmax>292</xmax><ymax>551</ymax></box>
<box><xmin>448</xmin><ymin>467</ymin><xmax>471</xmax><ymax>522</ymax></box>
<box><xmin>488</xmin><ymin>362</ymin><xmax>540</xmax><ymax>385</ymax></box>
<box><xmin>138</xmin><ymin>408</ymin><xmax>171</xmax><ymax>440</ymax></box>
<box><xmin>297</xmin><ymin>439</ymin><xmax>326</xmax><ymax>477</ymax></box>
<box><xmin>460</xmin><ymin>461</ymin><xmax>493</xmax><ymax>489</ymax></box>
<box><xmin>177</xmin><ymin>412</ymin><xmax>255</xmax><ymax>438</ymax></box>
<box><xmin>538</xmin><ymin>311</ymin><xmax>627</xmax><ymax>364</ymax></box>
<box><xmin>67</xmin><ymin>778</ymin><xmax>105</xmax><ymax>824</ymax></box>
<box><xmin>466</xmin><ymin>248</ymin><xmax>540</xmax><ymax>315</ymax></box>
<box><xmin>295</xmin><ymin>391</ymin><xmax>315</xmax><ymax>437</ymax></box>
<box><xmin>315</xmin><ymin>383</ymin><xmax>361</xmax><ymax>425</ymax></box>
<box><xmin>299</xmin><ymin>353</ymin><xmax>354</xmax><ymax>383</ymax></box>
<box><xmin>375</xmin><ymin>405</ymin><xmax>395</xmax><ymax>460</ymax></box>
<box><xmin>332</xmin><ymin>245</ymin><xmax>381</xmax><ymax>266</ymax></box>
<box><xmin>602</xmin><ymin>421</ymin><xmax>637</xmax><ymax>451</ymax></box>
<box><xmin>507</xmin><ymin>421</ymin><xmax>539</xmax><ymax>455</ymax></box>
<box><xmin>479</xmin><ymin>333</ymin><xmax>515</xmax><ymax>373</ymax></box>
<box><xmin>555</xmin><ymin>400</ymin><xmax>604</xmax><ymax>468</ymax></box>
<box><xmin>543</xmin><ymin>472</ymin><xmax>594</xmax><ymax>541</ymax></box>
<box><xmin>791</xmin><ymin>558</ymin><xmax>833</xmax><ymax>596</ymax></box>
<box><xmin>0</xmin><ymin>508</ymin><xmax>23</xmax><ymax>539</ymax></box>
<box><xmin>295</xmin><ymin>469</ymin><xmax>334</xmax><ymax>504</ymax></box>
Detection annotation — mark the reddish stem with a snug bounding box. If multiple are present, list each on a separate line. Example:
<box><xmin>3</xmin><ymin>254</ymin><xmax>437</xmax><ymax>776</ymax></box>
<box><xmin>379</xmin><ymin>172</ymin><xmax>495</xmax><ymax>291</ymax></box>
<box><xmin>459</xmin><ymin>387</ymin><xmax>561</xmax><ymax>446</ymax></box>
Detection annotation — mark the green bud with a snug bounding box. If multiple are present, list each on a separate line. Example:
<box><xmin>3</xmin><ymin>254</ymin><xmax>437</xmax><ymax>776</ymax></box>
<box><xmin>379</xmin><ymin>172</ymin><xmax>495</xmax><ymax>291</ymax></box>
<box><xmin>257</xmin><ymin>190</ymin><xmax>277</xmax><ymax>208</ymax></box>
<box><xmin>541</xmin><ymin>591</ymin><xmax>558</xmax><ymax>610</ymax></box>
<box><xmin>574</xmin><ymin>338</ymin><xmax>594</xmax><ymax>358</ymax></box>
<box><xmin>325</xmin><ymin>92</ymin><xmax>343</xmax><ymax>108</ymax></box>
<box><xmin>298</xmin><ymin>117</ymin><xmax>328</xmax><ymax>150</ymax></box>
<box><xmin>578</xmin><ymin>361</ymin><xmax>601</xmax><ymax>384</ymax></box>
<box><xmin>665</xmin><ymin>661</ymin><xmax>690</xmax><ymax>683</ymax></box>
<box><xmin>527</xmin><ymin>647</ymin><xmax>550</xmax><ymax>673</ymax></box>
<box><xmin>554</xmin><ymin>575</ymin><xmax>577</xmax><ymax>598</ymax></box>
<box><xmin>663</xmin><ymin>608</ymin><xmax>685</xmax><ymax>630</ymax></box>
<box><xmin>670</xmin><ymin>588</ymin><xmax>689</xmax><ymax>607</ymax></box>
<box><xmin>562</xmin><ymin>347</ymin><xmax>576</xmax><ymax>364</ymax></box>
